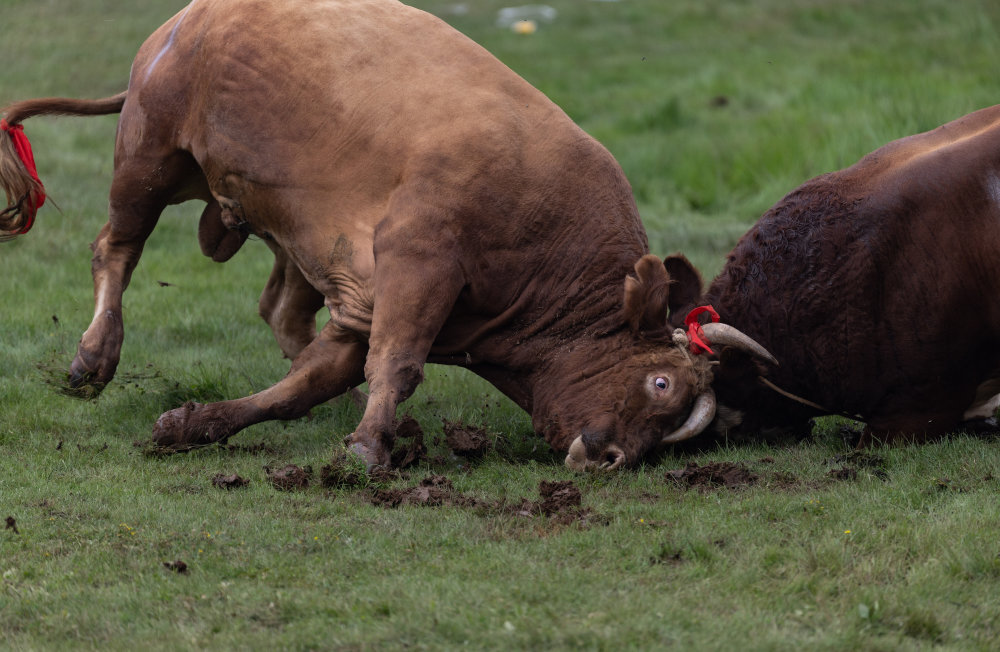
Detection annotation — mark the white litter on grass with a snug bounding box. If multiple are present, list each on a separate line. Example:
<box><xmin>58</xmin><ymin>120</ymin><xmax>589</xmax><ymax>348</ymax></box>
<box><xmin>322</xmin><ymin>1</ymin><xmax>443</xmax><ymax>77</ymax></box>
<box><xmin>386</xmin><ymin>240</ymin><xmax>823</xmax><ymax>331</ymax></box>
<box><xmin>496</xmin><ymin>5</ymin><xmax>557</xmax><ymax>28</ymax></box>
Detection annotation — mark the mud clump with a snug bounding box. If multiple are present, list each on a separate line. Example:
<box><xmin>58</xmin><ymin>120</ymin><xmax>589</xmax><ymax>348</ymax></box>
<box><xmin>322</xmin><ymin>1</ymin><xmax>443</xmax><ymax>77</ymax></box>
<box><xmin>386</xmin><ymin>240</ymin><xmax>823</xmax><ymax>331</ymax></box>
<box><xmin>390</xmin><ymin>416</ymin><xmax>426</xmax><ymax>469</ymax></box>
<box><xmin>225</xmin><ymin>442</ymin><xmax>278</xmax><ymax>456</ymax></box>
<box><xmin>824</xmin><ymin>451</ymin><xmax>889</xmax><ymax>481</ymax></box>
<box><xmin>163</xmin><ymin>560</ymin><xmax>188</xmax><ymax>574</ymax></box>
<box><xmin>265</xmin><ymin>464</ymin><xmax>311</xmax><ymax>491</ymax></box>
<box><xmin>369</xmin><ymin>475</ymin><xmax>480</xmax><ymax>508</ymax></box>
<box><xmin>320</xmin><ymin>449</ymin><xmax>368</xmax><ymax>488</ymax></box>
<box><xmin>5</xmin><ymin>516</ymin><xmax>19</xmax><ymax>534</ymax></box>
<box><xmin>827</xmin><ymin>466</ymin><xmax>858</xmax><ymax>481</ymax></box>
<box><xmin>211</xmin><ymin>473</ymin><xmax>249</xmax><ymax>490</ymax></box>
<box><xmin>537</xmin><ymin>480</ymin><xmax>582</xmax><ymax>515</ymax></box>
<box><xmin>666</xmin><ymin>461</ymin><xmax>758</xmax><ymax>489</ymax></box>
<box><xmin>367</xmin><ymin>476</ymin><xmax>604</xmax><ymax>528</ymax></box>
<box><xmin>509</xmin><ymin>480</ymin><xmax>596</xmax><ymax>526</ymax></box>
<box><xmin>443</xmin><ymin>420</ymin><xmax>492</xmax><ymax>459</ymax></box>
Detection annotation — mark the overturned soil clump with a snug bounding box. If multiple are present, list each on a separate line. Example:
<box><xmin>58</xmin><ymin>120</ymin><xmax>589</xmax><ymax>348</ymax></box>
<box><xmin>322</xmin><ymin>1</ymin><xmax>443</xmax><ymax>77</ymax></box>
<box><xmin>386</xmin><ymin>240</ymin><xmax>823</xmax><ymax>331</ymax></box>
<box><xmin>163</xmin><ymin>560</ymin><xmax>188</xmax><ymax>574</ymax></box>
<box><xmin>505</xmin><ymin>480</ymin><xmax>600</xmax><ymax>526</ymax></box>
<box><xmin>211</xmin><ymin>473</ymin><xmax>249</xmax><ymax>490</ymax></box>
<box><xmin>390</xmin><ymin>416</ymin><xmax>427</xmax><ymax>470</ymax></box>
<box><xmin>368</xmin><ymin>476</ymin><xmax>602</xmax><ymax>527</ymax></box>
<box><xmin>321</xmin><ymin>449</ymin><xmax>369</xmax><ymax>488</ymax></box>
<box><xmin>369</xmin><ymin>475</ymin><xmax>480</xmax><ymax>508</ymax></box>
<box><xmin>443</xmin><ymin>420</ymin><xmax>492</xmax><ymax>458</ymax></box>
<box><xmin>265</xmin><ymin>464</ymin><xmax>311</xmax><ymax>491</ymax></box>
<box><xmin>667</xmin><ymin>461</ymin><xmax>758</xmax><ymax>489</ymax></box>
<box><xmin>824</xmin><ymin>451</ymin><xmax>889</xmax><ymax>481</ymax></box>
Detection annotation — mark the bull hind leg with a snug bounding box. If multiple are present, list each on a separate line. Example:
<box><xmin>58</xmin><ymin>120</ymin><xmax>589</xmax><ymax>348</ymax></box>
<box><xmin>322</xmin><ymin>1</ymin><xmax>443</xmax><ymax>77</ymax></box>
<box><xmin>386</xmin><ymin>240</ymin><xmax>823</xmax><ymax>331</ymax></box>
<box><xmin>256</xmin><ymin>243</ymin><xmax>369</xmax><ymax>408</ymax></box>
<box><xmin>152</xmin><ymin>320</ymin><xmax>367</xmax><ymax>449</ymax></box>
<box><xmin>69</xmin><ymin>150</ymin><xmax>205</xmax><ymax>390</ymax></box>
<box><xmin>258</xmin><ymin>241</ymin><xmax>326</xmax><ymax>360</ymax></box>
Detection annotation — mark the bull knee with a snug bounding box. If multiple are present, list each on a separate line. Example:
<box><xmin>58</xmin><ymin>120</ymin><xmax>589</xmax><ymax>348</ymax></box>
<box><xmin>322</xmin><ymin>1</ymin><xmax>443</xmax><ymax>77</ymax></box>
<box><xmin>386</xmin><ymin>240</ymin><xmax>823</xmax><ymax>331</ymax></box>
<box><xmin>366</xmin><ymin>355</ymin><xmax>424</xmax><ymax>401</ymax></box>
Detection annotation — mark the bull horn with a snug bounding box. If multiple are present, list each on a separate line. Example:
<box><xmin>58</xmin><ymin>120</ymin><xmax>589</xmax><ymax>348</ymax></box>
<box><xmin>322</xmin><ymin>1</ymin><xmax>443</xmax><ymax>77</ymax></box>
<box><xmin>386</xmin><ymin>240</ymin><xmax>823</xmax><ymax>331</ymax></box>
<box><xmin>700</xmin><ymin>323</ymin><xmax>778</xmax><ymax>365</ymax></box>
<box><xmin>661</xmin><ymin>390</ymin><xmax>716</xmax><ymax>444</ymax></box>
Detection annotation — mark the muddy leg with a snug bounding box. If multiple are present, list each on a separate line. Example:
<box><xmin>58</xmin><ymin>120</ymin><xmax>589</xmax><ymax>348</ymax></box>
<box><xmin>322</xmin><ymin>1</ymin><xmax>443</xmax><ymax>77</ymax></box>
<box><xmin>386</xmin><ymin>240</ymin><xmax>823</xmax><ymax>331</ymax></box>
<box><xmin>344</xmin><ymin>230</ymin><xmax>464</xmax><ymax>467</ymax></box>
<box><xmin>69</xmin><ymin>155</ymin><xmax>197</xmax><ymax>390</ymax></box>
<box><xmin>152</xmin><ymin>321</ymin><xmax>366</xmax><ymax>449</ymax></box>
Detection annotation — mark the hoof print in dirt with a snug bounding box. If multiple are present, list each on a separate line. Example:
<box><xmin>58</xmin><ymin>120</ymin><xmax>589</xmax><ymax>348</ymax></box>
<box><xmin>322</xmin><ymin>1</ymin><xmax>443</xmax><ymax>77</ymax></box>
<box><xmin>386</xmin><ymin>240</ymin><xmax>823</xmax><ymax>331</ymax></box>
<box><xmin>265</xmin><ymin>464</ymin><xmax>311</xmax><ymax>491</ymax></box>
<box><xmin>163</xmin><ymin>560</ymin><xmax>188</xmax><ymax>574</ymax></box>
<box><xmin>211</xmin><ymin>473</ymin><xmax>249</xmax><ymax>490</ymax></box>
<box><xmin>390</xmin><ymin>416</ymin><xmax>426</xmax><ymax>470</ymax></box>
<box><xmin>443</xmin><ymin>420</ymin><xmax>493</xmax><ymax>459</ymax></box>
<box><xmin>666</xmin><ymin>461</ymin><xmax>758</xmax><ymax>490</ymax></box>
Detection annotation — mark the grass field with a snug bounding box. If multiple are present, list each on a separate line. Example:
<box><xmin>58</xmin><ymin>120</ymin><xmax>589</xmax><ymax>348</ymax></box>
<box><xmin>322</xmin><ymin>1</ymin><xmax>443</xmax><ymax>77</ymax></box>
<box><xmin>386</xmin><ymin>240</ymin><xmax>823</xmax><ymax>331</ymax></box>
<box><xmin>3</xmin><ymin>0</ymin><xmax>1000</xmax><ymax>649</ymax></box>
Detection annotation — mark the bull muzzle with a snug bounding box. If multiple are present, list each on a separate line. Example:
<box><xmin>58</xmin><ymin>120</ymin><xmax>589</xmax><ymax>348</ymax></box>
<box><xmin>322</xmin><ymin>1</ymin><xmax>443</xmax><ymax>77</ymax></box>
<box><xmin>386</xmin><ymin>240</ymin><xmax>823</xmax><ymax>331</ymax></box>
<box><xmin>565</xmin><ymin>438</ymin><xmax>625</xmax><ymax>472</ymax></box>
<box><xmin>564</xmin><ymin>389</ymin><xmax>717</xmax><ymax>471</ymax></box>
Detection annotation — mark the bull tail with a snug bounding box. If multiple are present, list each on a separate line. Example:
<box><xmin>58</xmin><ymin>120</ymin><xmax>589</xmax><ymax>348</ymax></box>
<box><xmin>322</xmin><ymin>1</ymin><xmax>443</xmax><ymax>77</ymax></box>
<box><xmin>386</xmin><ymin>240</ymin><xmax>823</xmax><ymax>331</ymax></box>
<box><xmin>1</xmin><ymin>91</ymin><xmax>127</xmax><ymax>240</ymax></box>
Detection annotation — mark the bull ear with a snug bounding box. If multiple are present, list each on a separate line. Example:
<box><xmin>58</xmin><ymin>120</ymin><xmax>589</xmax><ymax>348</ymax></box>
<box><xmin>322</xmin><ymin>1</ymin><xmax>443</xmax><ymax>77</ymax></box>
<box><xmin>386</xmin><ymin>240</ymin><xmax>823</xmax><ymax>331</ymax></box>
<box><xmin>663</xmin><ymin>253</ymin><xmax>704</xmax><ymax>323</ymax></box>
<box><xmin>623</xmin><ymin>254</ymin><xmax>672</xmax><ymax>333</ymax></box>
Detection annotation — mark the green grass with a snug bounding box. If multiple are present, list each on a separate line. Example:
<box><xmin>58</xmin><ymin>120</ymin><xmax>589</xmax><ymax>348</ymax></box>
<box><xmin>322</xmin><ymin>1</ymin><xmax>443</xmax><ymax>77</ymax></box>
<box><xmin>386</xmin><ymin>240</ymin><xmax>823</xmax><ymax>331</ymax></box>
<box><xmin>3</xmin><ymin>0</ymin><xmax>1000</xmax><ymax>649</ymax></box>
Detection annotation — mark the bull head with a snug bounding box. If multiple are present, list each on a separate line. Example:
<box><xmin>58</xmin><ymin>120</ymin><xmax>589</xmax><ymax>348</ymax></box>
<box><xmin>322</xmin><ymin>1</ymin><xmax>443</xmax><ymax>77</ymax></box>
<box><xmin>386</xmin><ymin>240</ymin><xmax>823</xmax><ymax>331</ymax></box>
<box><xmin>563</xmin><ymin>254</ymin><xmax>775</xmax><ymax>471</ymax></box>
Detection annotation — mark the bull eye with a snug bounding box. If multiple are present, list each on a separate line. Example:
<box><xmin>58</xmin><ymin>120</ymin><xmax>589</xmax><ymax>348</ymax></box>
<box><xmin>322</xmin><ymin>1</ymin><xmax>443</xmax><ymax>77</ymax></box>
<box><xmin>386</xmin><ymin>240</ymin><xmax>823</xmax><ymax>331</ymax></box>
<box><xmin>654</xmin><ymin>377</ymin><xmax>668</xmax><ymax>390</ymax></box>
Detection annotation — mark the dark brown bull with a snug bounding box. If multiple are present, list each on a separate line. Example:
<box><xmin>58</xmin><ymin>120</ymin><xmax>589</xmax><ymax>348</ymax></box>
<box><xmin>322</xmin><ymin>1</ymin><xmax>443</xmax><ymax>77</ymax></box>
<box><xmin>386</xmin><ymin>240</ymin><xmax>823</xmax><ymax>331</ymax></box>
<box><xmin>667</xmin><ymin>104</ymin><xmax>1000</xmax><ymax>444</ymax></box>
<box><xmin>0</xmin><ymin>0</ymin><xmax>773</xmax><ymax>469</ymax></box>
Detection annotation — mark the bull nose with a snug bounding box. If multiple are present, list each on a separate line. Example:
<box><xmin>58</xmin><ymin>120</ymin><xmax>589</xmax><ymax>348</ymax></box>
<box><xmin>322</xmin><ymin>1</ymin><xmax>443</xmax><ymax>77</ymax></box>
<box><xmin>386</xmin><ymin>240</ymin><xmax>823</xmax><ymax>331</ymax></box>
<box><xmin>565</xmin><ymin>436</ymin><xmax>626</xmax><ymax>471</ymax></box>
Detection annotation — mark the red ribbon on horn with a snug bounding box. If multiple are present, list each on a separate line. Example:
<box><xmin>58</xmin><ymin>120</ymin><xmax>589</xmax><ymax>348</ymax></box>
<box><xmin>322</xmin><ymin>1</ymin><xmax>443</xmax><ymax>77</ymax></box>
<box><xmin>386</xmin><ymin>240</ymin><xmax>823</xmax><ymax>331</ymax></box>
<box><xmin>684</xmin><ymin>305</ymin><xmax>720</xmax><ymax>355</ymax></box>
<box><xmin>1</xmin><ymin>118</ymin><xmax>46</xmax><ymax>233</ymax></box>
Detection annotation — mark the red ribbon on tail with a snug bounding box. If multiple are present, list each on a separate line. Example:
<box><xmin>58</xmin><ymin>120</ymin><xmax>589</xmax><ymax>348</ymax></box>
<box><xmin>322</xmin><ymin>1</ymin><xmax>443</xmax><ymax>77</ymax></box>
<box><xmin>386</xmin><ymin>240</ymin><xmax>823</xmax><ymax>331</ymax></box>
<box><xmin>684</xmin><ymin>305</ymin><xmax>720</xmax><ymax>355</ymax></box>
<box><xmin>1</xmin><ymin>118</ymin><xmax>46</xmax><ymax>233</ymax></box>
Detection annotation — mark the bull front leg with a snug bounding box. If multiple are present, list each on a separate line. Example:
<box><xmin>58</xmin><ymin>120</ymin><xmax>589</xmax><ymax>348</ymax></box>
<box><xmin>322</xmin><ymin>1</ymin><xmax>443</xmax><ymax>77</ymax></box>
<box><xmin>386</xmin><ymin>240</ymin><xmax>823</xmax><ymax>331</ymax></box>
<box><xmin>344</xmin><ymin>226</ymin><xmax>466</xmax><ymax>468</ymax></box>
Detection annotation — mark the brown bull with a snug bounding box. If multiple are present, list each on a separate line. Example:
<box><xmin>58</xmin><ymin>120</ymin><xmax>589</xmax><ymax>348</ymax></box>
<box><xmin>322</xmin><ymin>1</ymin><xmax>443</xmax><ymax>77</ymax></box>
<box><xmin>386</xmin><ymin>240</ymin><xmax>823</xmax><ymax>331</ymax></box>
<box><xmin>666</xmin><ymin>104</ymin><xmax>1000</xmax><ymax>444</ymax></box>
<box><xmin>1</xmin><ymin>0</ymin><xmax>773</xmax><ymax>469</ymax></box>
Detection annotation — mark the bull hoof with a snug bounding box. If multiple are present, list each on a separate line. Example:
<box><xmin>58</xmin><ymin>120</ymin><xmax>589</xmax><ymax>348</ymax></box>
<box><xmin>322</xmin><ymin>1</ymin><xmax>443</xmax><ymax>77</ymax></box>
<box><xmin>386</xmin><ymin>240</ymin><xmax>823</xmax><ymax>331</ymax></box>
<box><xmin>152</xmin><ymin>402</ymin><xmax>230</xmax><ymax>451</ymax></box>
<box><xmin>67</xmin><ymin>358</ymin><xmax>112</xmax><ymax>394</ymax></box>
<box><xmin>348</xmin><ymin>440</ymin><xmax>391</xmax><ymax>471</ymax></box>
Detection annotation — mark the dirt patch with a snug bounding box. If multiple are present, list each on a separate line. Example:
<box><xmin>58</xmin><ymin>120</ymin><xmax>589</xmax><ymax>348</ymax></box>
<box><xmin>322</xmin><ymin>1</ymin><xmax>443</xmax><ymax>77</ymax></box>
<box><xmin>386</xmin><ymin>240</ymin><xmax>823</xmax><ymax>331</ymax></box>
<box><xmin>824</xmin><ymin>451</ymin><xmax>889</xmax><ymax>481</ymax></box>
<box><xmin>369</xmin><ymin>474</ymin><xmax>480</xmax><ymax>508</ymax></box>
<box><xmin>367</xmin><ymin>477</ymin><xmax>602</xmax><ymax>527</ymax></box>
<box><xmin>211</xmin><ymin>473</ymin><xmax>249</xmax><ymax>490</ymax></box>
<box><xmin>163</xmin><ymin>560</ymin><xmax>188</xmax><ymax>574</ymax></box>
<box><xmin>505</xmin><ymin>480</ymin><xmax>599</xmax><ymax>526</ymax></box>
<box><xmin>265</xmin><ymin>464</ymin><xmax>311</xmax><ymax>491</ymax></box>
<box><xmin>5</xmin><ymin>516</ymin><xmax>18</xmax><ymax>534</ymax></box>
<box><xmin>443</xmin><ymin>420</ymin><xmax>492</xmax><ymax>459</ymax></box>
<box><xmin>390</xmin><ymin>416</ymin><xmax>426</xmax><ymax>469</ymax></box>
<box><xmin>827</xmin><ymin>466</ymin><xmax>858</xmax><ymax>481</ymax></box>
<box><xmin>226</xmin><ymin>442</ymin><xmax>278</xmax><ymax>456</ymax></box>
<box><xmin>666</xmin><ymin>461</ymin><xmax>758</xmax><ymax>489</ymax></box>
